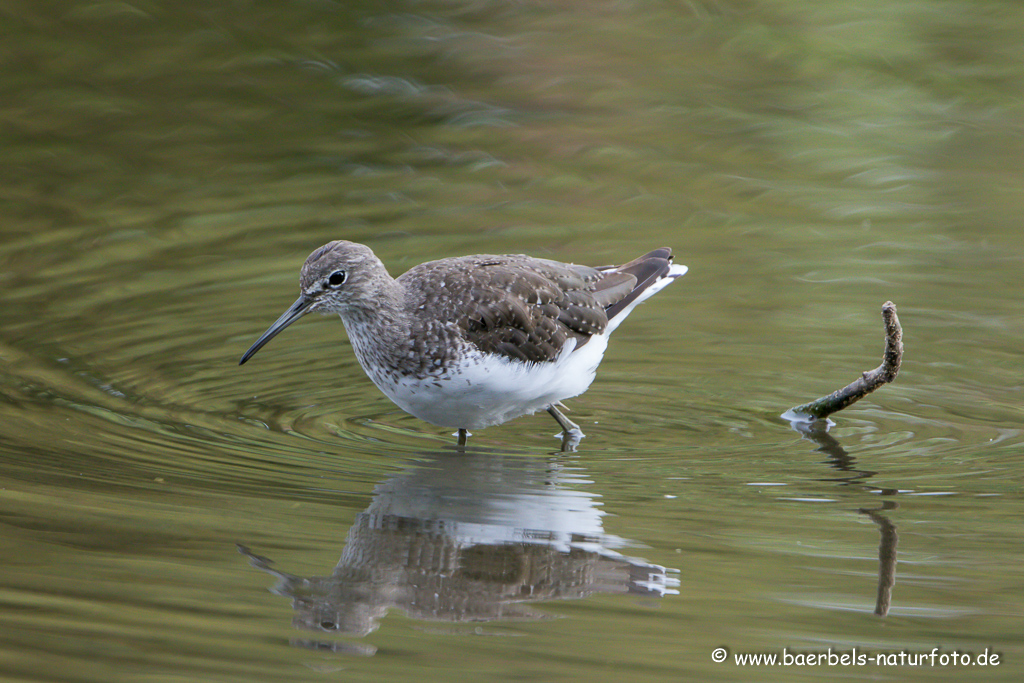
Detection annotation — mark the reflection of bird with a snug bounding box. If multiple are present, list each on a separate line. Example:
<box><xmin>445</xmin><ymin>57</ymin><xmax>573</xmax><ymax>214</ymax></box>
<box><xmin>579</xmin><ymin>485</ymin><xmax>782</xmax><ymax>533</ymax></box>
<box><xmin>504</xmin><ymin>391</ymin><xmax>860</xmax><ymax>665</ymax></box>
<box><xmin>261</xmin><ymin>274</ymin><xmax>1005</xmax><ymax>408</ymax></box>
<box><xmin>240</xmin><ymin>241</ymin><xmax>687</xmax><ymax>446</ymax></box>
<box><xmin>239</xmin><ymin>450</ymin><xmax>679</xmax><ymax>646</ymax></box>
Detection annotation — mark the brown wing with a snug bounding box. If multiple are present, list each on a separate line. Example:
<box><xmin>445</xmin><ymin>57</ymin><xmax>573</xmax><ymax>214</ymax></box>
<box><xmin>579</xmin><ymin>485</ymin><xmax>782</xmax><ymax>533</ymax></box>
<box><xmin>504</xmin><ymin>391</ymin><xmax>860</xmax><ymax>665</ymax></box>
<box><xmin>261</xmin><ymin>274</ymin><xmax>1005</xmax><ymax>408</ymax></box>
<box><xmin>399</xmin><ymin>254</ymin><xmax>638</xmax><ymax>363</ymax></box>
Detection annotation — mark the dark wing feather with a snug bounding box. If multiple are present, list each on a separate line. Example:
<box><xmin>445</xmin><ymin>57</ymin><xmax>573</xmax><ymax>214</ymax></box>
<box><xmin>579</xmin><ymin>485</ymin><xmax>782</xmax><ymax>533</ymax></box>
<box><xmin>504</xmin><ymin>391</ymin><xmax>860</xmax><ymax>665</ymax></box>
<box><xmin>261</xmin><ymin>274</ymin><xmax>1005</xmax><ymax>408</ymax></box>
<box><xmin>601</xmin><ymin>248</ymin><xmax>673</xmax><ymax>321</ymax></box>
<box><xmin>399</xmin><ymin>249</ymin><xmax>670</xmax><ymax>364</ymax></box>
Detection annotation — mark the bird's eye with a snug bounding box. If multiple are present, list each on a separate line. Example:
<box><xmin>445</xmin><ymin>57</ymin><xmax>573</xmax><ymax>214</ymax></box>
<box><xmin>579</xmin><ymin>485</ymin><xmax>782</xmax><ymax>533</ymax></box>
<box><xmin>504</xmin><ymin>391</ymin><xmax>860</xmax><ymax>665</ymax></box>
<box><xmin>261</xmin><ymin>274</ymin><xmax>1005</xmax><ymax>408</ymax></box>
<box><xmin>327</xmin><ymin>270</ymin><xmax>346</xmax><ymax>288</ymax></box>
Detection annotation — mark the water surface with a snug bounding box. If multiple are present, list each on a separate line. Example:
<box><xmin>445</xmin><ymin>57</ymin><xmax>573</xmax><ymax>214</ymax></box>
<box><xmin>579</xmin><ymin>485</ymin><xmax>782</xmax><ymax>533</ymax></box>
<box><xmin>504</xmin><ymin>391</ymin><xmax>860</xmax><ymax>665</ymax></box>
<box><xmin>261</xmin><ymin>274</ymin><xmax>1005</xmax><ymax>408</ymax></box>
<box><xmin>2</xmin><ymin>1</ymin><xmax>1023</xmax><ymax>681</ymax></box>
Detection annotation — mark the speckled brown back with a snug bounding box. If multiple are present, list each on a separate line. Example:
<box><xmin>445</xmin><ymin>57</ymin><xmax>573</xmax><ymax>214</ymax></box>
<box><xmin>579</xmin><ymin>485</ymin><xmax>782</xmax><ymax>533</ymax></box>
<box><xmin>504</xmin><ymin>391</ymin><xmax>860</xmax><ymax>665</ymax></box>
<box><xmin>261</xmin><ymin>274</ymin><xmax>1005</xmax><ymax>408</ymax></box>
<box><xmin>397</xmin><ymin>250</ymin><xmax>672</xmax><ymax>363</ymax></box>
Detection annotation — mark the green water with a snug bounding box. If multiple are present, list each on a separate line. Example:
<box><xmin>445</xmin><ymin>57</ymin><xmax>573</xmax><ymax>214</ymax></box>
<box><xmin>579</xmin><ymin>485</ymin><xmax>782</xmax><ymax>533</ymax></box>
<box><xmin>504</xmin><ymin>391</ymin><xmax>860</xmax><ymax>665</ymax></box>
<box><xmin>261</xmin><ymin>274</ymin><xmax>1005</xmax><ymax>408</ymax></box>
<box><xmin>2</xmin><ymin>1</ymin><xmax>1022</xmax><ymax>681</ymax></box>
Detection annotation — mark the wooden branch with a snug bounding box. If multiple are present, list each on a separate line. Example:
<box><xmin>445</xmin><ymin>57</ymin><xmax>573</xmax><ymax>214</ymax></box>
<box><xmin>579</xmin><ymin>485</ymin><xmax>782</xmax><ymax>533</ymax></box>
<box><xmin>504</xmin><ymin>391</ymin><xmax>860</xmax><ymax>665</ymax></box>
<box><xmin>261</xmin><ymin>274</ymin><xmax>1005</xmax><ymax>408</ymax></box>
<box><xmin>784</xmin><ymin>302</ymin><xmax>903</xmax><ymax>422</ymax></box>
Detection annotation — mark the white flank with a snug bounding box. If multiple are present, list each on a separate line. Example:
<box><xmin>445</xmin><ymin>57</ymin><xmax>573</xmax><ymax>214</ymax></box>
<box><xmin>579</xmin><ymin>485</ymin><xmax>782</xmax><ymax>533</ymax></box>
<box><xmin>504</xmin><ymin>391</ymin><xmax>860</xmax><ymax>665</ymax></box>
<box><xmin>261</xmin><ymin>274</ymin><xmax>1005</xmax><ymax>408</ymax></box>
<box><xmin>382</xmin><ymin>334</ymin><xmax>608</xmax><ymax>430</ymax></box>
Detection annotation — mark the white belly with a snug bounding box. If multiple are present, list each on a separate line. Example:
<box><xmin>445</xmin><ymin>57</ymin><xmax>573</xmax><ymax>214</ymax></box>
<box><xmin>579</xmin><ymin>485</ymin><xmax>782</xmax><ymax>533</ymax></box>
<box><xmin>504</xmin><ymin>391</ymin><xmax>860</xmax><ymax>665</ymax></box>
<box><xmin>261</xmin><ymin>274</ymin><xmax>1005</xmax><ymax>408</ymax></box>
<box><xmin>371</xmin><ymin>336</ymin><xmax>608</xmax><ymax>430</ymax></box>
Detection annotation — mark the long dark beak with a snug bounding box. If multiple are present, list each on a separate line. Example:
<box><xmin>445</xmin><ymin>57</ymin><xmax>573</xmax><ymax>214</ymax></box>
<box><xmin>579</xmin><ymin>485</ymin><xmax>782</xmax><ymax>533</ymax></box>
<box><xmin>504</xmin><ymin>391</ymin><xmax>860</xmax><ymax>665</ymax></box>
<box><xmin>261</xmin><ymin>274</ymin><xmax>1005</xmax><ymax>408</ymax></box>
<box><xmin>239</xmin><ymin>295</ymin><xmax>315</xmax><ymax>365</ymax></box>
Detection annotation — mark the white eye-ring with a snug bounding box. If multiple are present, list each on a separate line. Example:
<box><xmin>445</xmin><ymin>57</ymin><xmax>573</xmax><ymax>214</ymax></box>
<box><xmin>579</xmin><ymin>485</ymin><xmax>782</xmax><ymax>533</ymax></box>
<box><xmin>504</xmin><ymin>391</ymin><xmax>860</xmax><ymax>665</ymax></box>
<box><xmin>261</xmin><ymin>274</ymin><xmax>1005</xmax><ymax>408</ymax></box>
<box><xmin>326</xmin><ymin>270</ymin><xmax>347</xmax><ymax>288</ymax></box>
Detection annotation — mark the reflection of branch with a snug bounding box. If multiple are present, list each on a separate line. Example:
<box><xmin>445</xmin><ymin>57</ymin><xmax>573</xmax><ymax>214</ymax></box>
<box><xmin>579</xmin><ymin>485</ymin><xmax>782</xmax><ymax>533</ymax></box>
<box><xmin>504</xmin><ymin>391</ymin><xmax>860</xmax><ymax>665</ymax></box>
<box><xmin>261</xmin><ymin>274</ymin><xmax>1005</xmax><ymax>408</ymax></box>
<box><xmin>789</xmin><ymin>389</ymin><xmax>902</xmax><ymax>618</ymax></box>
<box><xmin>859</xmin><ymin>506</ymin><xmax>899</xmax><ymax>617</ymax></box>
<box><xmin>794</xmin><ymin>427</ymin><xmax>899</xmax><ymax>616</ymax></box>
<box><xmin>785</xmin><ymin>302</ymin><xmax>903</xmax><ymax>422</ymax></box>
<box><xmin>790</xmin><ymin>419</ymin><xmax>879</xmax><ymax>485</ymax></box>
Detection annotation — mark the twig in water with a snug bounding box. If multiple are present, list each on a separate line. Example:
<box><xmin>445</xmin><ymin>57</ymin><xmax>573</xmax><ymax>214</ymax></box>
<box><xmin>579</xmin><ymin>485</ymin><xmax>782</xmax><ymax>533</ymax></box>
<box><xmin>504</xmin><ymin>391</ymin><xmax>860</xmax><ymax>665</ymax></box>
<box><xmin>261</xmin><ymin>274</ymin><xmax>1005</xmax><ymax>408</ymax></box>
<box><xmin>783</xmin><ymin>301</ymin><xmax>903</xmax><ymax>423</ymax></box>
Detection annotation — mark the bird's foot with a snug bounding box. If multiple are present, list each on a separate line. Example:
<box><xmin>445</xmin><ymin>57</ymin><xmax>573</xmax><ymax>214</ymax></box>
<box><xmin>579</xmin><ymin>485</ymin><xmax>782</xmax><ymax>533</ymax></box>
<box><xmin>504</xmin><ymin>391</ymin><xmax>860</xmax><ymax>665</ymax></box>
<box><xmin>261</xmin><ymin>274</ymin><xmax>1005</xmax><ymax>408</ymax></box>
<box><xmin>547</xmin><ymin>405</ymin><xmax>584</xmax><ymax>452</ymax></box>
<box><xmin>557</xmin><ymin>427</ymin><xmax>583</xmax><ymax>452</ymax></box>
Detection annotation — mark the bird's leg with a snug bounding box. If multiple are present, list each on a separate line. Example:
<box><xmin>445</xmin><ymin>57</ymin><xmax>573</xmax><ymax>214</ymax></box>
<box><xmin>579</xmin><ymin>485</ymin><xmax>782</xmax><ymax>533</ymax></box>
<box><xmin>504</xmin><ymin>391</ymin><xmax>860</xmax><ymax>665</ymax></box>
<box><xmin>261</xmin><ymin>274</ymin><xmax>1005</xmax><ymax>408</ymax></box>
<box><xmin>456</xmin><ymin>428</ymin><xmax>468</xmax><ymax>449</ymax></box>
<box><xmin>547</xmin><ymin>404</ymin><xmax>584</xmax><ymax>452</ymax></box>
<box><xmin>547</xmin><ymin>403</ymin><xmax>581</xmax><ymax>432</ymax></box>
